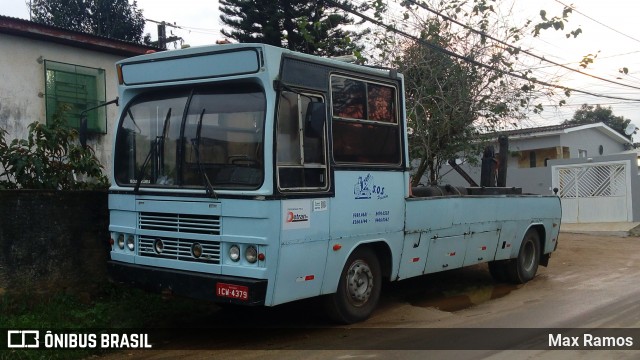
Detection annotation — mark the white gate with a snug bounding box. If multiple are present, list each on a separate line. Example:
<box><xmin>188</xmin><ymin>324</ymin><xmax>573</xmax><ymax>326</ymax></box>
<box><xmin>552</xmin><ymin>161</ymin><xmax>632</xmax><ymax>223</ymax></box>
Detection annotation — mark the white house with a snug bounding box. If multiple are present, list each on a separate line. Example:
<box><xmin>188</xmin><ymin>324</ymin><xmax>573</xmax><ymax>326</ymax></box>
<box><xmin>439</xmin><ymin>122</ymin><xmax>638</xmax><ymax>223</ymax></box>
<box><xmin>440</xmin><ymin>122</ymin><xmax>632</xmax><ymax>194</ymax></box>
<box><xmin>0</xmin><ymin>15</ymin><xmax>158</xmax><ymax>176</ymax></box>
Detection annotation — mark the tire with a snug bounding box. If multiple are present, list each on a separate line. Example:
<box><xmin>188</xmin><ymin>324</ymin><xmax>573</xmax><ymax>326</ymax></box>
<box><xmin>488</xmin><ymin>260</ymin><xmax>509</xmax><ymax>282</ymax></box>
<box><xmin>506</xmin><ymin>228</ymin><xmax>541</xmax><ymax>284</ymax></box>
<box><xmin>324</xmin><ymin>247</ymin><xmax>381</xmax><ymax>324</ymax></box>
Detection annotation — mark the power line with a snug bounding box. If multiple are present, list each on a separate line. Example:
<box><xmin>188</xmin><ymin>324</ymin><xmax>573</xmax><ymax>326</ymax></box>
<box><xmin>528</xmin><ymin>50</ymin><xmax>640</xmax><ymax>71</ymax></box>
<box><xmin>554</xmin><ymin>0</ymin><xmax>640</xmax><ymax>44</ymax></box>
<box><xmin>146</xmin><ymin>18</ymin><xmax>222</xmax><ymax>36</ymax></box>
<box><xmin>146</xmin><ymin>18</ymin><xmax>176</xmax><ymax>27</ymax></box>
<box><xmin>401</xmin><ymin>0</ymin><xmax>640</xmax><ymax>92</ymax></box>
<box><xmin>326</xmin><ymin>0</ymin><xmax>640</xmax><ymax>102</ymax></box>
<box><xmin>538</xmin><ymin>101</ymin><xmax>639</xmax><ymax>108</ymax></box>
<box><xmin>145</xmin><ymin>18</ymin><xmax>223</xmax><ymax>47</ymax></box>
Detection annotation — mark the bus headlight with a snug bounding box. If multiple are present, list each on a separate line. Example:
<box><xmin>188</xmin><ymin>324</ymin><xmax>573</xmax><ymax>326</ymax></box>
<box><xmin>126</xmin><ymin>235</ymin><xmax>135</xmax><ymax>251</ymax></box>
<box><xmin>192</xmin><ymin>243</ymin><xmax>203</xmax><ymax>258</ymax></box>
<box><xmin>245</xmin><ymin>246</ymin><xmax>258</xmax><ymax>264</ymax></box>
<box><xmin>117</xmin><ymin>234</ymin><xmax>125</xmax><ymax>249</ymax></box>
<box><xmin>154</xmin><ymin>239</ymin><xmax>164</xmax><ymax>254</ymax></box>
<box><xmin>229</xmin><ymin>245</ymin><xmax>240</xmax><ymax>262</ymax></box>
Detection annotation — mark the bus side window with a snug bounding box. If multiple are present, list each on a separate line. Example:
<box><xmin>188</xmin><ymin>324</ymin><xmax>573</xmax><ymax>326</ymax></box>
<box><xmin>277</xmin><ymin>92</ymin><xmax>301</xmax><ymax>164</ymax></box>
<box><xmin>331</xmin><ymin>75</ymin><xmax>400</xmax><ymax>165</ymax></box>
<box><xmin>276</xmin><ymin>91</ymin><xmax>327</xmax><ymax>191</ymax></box>
<box><xmin>301</xmin><ymin>97</ymin><xmax>324</xmax><ymax>164</ymax></box>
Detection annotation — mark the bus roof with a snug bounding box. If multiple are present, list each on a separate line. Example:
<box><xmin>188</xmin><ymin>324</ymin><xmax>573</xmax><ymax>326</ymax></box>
<box><xmin>117</xmin><ymin>43</ymin><xmax>399</xmax><ymax>86</ymax></box>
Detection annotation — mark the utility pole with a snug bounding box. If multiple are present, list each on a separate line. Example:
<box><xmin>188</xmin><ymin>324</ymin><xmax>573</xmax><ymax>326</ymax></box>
<box><xmin>157</xmin><ymin>22</ymin><xmax>166</xmax><ymax>49</ymax></box>
<box><xmin>149</xmin><ymin>19</ymin><xmax>182</xmax><ymax>49</ymax></box>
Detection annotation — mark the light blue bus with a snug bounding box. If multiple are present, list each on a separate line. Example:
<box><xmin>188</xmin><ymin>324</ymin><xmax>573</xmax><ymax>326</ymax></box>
<box><xmin>107</xmin><ymin>43</ymin><xmax>561</xmax><ymax>324</ymax></box>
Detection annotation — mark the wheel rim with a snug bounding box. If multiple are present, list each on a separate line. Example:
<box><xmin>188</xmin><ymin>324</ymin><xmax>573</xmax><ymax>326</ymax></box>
<box><xmin>346</xmin><ymin>260</ymin><xmax>374</xmax><ymax>307</ymax></box>
<box><xmin>522</xmin><ymin>239</ymin><xmax>536</xmax><ymax>272</ymax></box>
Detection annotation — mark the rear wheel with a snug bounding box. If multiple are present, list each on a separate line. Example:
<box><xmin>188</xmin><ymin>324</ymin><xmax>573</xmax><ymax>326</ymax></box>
<box><xmin>324</xmin><ymin>247</ymin><xmax>381</xmax><ymax>324</ymax></box>
<box><xmin>506</xmin><ymin>228</ymin><xmax>541</xmax><ymax>284</ymax></box>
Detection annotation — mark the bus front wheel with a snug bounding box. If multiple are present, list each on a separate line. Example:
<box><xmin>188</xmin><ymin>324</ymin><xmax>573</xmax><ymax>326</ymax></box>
<box><xmin>324</xmin><ymin>247</ymin><xmax>381</xmax><ymax>324</ymax></box>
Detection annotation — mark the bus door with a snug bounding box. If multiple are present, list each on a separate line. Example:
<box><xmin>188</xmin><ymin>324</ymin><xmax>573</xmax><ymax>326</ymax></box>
<box><xmin>272</xmin><ymin>90</ymin><xmax>331</xmax><ymax>305</ymax></box>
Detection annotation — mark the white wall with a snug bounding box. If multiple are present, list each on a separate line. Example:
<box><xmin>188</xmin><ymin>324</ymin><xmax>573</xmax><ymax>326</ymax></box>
<box><xmin>506</xmin><ymin>135</ymin><xmax>561</xmax><ymax>152</ymax></box>
<box><xmin>0</xmin><ymin>33</ymin><xmax>126</xmax><ymax>177</ymax></box>
<box><xmin>560</xmin><ymin>128</ymin><xmax>627</xmax><ymax>158</ymax></box>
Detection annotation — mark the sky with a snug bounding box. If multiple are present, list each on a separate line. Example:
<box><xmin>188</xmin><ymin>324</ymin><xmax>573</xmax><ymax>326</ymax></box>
<box><xmin>3</xmin><ymin>0</ymin><xmax>640</xmax><ymax>135</ymax></box>
<box><xmin>2</xmin><ymin>0</ymin><xmax>224</xmax><ymax>46</ymax></box>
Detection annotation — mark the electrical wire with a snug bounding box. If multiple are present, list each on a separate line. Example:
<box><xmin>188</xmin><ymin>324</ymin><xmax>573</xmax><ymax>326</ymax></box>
<box><xmin>401</xmin><ymin>0</ymin><xmax>640</xmax><ymax>92</ymax></box>
<box><xmin>554</xmin><ymin>0</ymin><xmax>640</xmax><ymax>45</ymax></box>
<box><xmin>325</xmin><ymin>0</ymin><xmax>640</xmax><ymax>102</ymax></box>
<box><xmin>146</xmin><ymin>18</ymin><xmax>222</xmax><ymax>36</ymax></box>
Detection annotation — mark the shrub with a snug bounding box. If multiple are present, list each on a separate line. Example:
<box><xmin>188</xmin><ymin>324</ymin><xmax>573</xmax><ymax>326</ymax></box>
<box><xmin>0</xmin><ymin>107</ymin><xmax>109</xmax><ymax>190</ymax></box>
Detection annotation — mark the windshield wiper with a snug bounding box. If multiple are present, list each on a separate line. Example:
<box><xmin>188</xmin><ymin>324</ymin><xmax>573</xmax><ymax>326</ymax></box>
<box><xmin>134</xmin><ymin>108</ymin><xmax>171</xmax><ymax>193</ymax></box>
<box><xmin>127</xmin><ymin>109</ymin><xmax>142</xmax><ymax>133</ymax></box>
<box><xmin>192</xmin><ymin>108</ymin><xmax>217</xmax><ymax>198</ymax></box>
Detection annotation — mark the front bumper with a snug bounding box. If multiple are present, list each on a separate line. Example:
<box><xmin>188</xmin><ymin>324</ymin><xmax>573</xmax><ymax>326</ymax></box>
<box><xmin>108</xmin><ymin>261</ymin><xmax>268</xmax><ymax>305</ymax></box>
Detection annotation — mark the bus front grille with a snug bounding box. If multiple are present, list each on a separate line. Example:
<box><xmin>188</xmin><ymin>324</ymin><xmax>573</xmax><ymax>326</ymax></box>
<box><xmin>138</xmin><ymin>236</ymin><xmax>221</xmax><ymax>264</ymax></box>
<box><xmin>139</xmin><ymin>212</ymin><xmax>221</xmax><ymax>235</ymax></box>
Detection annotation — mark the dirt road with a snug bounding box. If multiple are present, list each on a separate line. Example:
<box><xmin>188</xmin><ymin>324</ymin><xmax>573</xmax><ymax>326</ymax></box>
<box><xmin>100</xmin><ymin>232</ymin><xmax>640</xmax><ymax>359</ymax></box>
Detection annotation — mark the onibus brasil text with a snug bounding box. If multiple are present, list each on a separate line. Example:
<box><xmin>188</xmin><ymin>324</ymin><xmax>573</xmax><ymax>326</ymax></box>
<box><xmin>6</xmin><ymin>330</ymin><xmax>151</xmax><ymax>349</ymax></box>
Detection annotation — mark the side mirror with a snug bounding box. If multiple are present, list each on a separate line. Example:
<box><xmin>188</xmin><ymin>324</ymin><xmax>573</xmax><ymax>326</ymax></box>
<box><xmin>78</xmin><ymin>97</ymin><xmax>119</xmax><ymax>148</ymax></box>
<box><xmin>304</xmin><ymin>102</ymin><xmax>326</xmax><ymax>137</ymax></box>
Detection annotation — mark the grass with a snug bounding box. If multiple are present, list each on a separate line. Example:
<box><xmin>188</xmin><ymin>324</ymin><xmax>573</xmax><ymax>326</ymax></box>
<box><xmin>0</xmin><ymin>283</ymin><xmax>215</xmax><ymax>359</ymax></box>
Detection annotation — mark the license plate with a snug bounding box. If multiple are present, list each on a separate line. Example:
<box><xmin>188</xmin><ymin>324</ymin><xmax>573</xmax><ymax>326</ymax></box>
<box><xmin>216</xmin><ymin>283</ymin><xmax>249</xmax><ymax>301</ymax></box>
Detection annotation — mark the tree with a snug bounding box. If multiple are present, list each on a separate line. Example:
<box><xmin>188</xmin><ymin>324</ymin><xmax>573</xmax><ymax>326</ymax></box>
<box><xmin>371</xmin><ymin>0</ymin><xmax>580</xmax><ymax>185</ymax></box>
<box><xmin>0</xmin><ymin>105</ymin><xmax>109</xmax><ymax>190</ymax></box>
<box><xmin>563</xmin><ymin>104</ymin><xmax>634</xmax><ymax>140</ymax></box>
<box><xmin>219</xmin><ymin>0</ymin><xmax>367</xmax><ymax>57</ymax></box>
<box><xmin>30</xmin><ymin>0</ymin><xmax>147</xmax><ymax>44</ymax></box>
<box><xmin>397</xmin><ymin>20</ymin><xmax>481</xmax><ymax>185</ymax></box>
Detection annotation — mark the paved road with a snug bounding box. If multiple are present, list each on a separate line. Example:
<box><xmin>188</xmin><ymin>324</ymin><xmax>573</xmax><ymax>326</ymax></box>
<box><xmin>101</xmin><ymin>232</ymin><xmax>640</xmax><ymax>359</ymax></box>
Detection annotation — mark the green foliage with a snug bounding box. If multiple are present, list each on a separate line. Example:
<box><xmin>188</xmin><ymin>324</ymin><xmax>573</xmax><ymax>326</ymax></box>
<box><xmin>372</xmin><ymin>0</ymin><xmax>583</xmax><ymax>185</ymax></box>
<box><xmin>396</xmin><ymin>21</ymin><xmax>482</xmax><ymax>185</ymax></box>
<box><xmin>563</xmin><ymin>104</ymin><xmax>634</xmax><ymax>140</ymax></box>
<box><xmin>378</xmin><ymin>1</ymin><xmax>544</xmax><ymax>185</ymax></box>
<box><xmin>579</xmin><ymin>52</ymin><xmax>599</xmax><ymax>69</ymax></box>
<box><xmin>0</xmin><ymin>284</ymin><xmax>216</xmax><ymax>360</ymax></box>
<box><xmin>534</xmin><ymin>6</ymin><xmax>581</xmax><ymax>38</ymax></box>
<box><xmin>218</xmin><ymin>0</ymin><xmax>368</xmax><ymax>57</ymax></box>
<box><xmin>30</xmin><ymin>0</ymin><xmax>147</xmax><ymax>44</ymax></box>
<box><xmin>0</xmin><ymin>107</ymin><xmax>109</xmax><ymax>190</ymax></box>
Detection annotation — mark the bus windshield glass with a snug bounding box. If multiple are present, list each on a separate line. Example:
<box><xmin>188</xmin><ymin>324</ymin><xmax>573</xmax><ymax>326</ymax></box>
<box><xmin>114</xmin><ymin>83</ymin><xmax>266</xmax><ymax>190</ymax></box>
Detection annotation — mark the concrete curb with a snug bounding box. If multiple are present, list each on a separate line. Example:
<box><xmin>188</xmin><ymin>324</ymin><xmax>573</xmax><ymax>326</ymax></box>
<box><xmin>560</xmin><ymin>222</ymin><xmax>640</xmax><ymax>237</ymax></box>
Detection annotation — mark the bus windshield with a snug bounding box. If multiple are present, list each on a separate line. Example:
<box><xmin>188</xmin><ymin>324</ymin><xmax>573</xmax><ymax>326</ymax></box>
<box><xmin>114</xmin><ymin>83</ymin><xmax>266</xmax><ymax>190</ymax></box>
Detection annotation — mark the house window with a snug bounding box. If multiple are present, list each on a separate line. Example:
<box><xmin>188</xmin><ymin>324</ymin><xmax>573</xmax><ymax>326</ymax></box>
<box><xmin>44</xmin><ymin>60</ymin><xmax>107</xmax><ymax>133</ymax></box>
<box><xmin>330</xmin><ymin>75</ymin><xmax>400</xmax><ymax>165</ymax></box>
<box><xmin>529</xmin><ymin>151</ymin><xmax>536</xmax><ymax>168</ymax></box>
<box><xmin>579</xmin><ymin>149</ymin><xmax>587</xmax><ymax>158</ymax></box>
